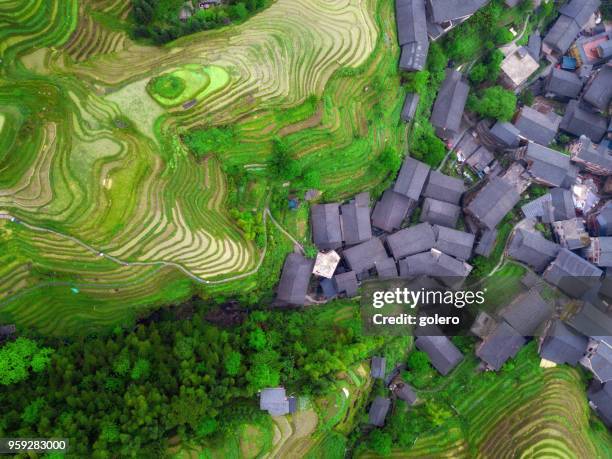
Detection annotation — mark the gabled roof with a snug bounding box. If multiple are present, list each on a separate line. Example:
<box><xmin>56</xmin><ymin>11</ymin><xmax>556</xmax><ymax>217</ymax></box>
<box><xmin>340</xmin><ymin>196</ymin><xmax>372</xmax><ymax>245</ymax></box>
<box><xmin>527</xmin><ymin>30</ymin><xmax>542</xmax><ymax>59</ymax></box>
<box><xmin>428</xmin><ymin>0</ymin><xmax>489</xmax><ymax>23</ymax></box>
<box><xmin>545</xmin><ymin>68</ymin><xmax>583</xmax><ymax>99</ymax></box>
<box><xmin>414</xmin><ymin>335</ymin><xmax>463</xmax><ymax>375</ymax></box>
<box><xmin>387</xmin><ymin>222</ymin><xmax>436</xmax><ymax>260</ymax></box>
<box><xmin>433</xmin><ymin>225</ymin><xmax>475</xmax><ymax>261</ymax></box>
<box><xmin>260</xmin><ymin>388</ymin><xmax>296</xmax><ymax>416</ymax></box>
<box><xmin>540</xmin><ymin>319</ymin><xmax>588</xmax><ymax>365</ymax></box>
<box><xmin>401</xmin><ymin>92</ymin><xmax>420</xmax><ymax>122</ymax></box>
<box><xmin>585</xmin><ymin>237</ymin><xmax>612</xmax><ymax>267</ymax></box>
<box><xmin>368</xmin><ymin>396</ymin><xmax>391</xmax><ymax>426</ymax></box>
<box><xmin>500</xmin><ymin>289</ymin><xmax>553</xmax><ymax>336</ymax></box>
<box><xmin>543</xmin><ymin>15</ymin><xmax>581</xmax><ymax>55</ymax></box>
<box><xmin>596</xmin><ymin>203</ymin><xmax>612</xmax><ymax>237</ymax></box>
<box><xmin>588</xmin><ymin>382</ymin><xmax>612</xmax><ymax>427</ymax></box>
<box><xmin>490</xmin><ymin>121</ymin><xmax>520</xmax><ymax>148</ymax></box>
<box><xmin>311</xmin><ymin>204</ymin><xmax>342</xmax><ymax>250</ymax></box>
<box><xmin>370</xmin><ymin>356</ymin><xmax>386</xmax><ymax>379</ymax></box>
<box><xmin>422</xmin><ymin>170</ymin><xmax>465</xmax><ymax>204</ymax></box>
<box><xmin>585</xmin><ymin>341</ymin><xmax>612</xmax><ymax>383</ymax></box>
<box><xmin>559</xmin><ymin>0</ymin><xmax>600</xmax><ymax>29</ymax></box>
<box><xmin>521</xmin><ymin>143</ymin><xmax>577</xmax><ymax>188</ymax></box>
<box><xmin>543</xmin><ymin>248</ymin><xmax>603</xmax><ymax>298</ymax></box>
<box><xmin>522</xmin><ymin>193</ymin><xmax>553</xmax><ymax>222</ymax></box>
<box><xmin>507</xmin><ymin>227</ymin><xmax>560</xmax><ymax>272</ymax></box>
<box><xmin>475</xmin><ymin>229</ymin><xmax>497</xmax><ymax>257</ymax></box>
<box><xmin>397</xmin><ymin>0</ymin><xmax>429</xmax><ymax>71</ymax></box>
<box><xmin>375</xmin><ymin>257</ymin><xmax>399</xmax><ymax>279</ymax></box>
<box><xmin>420</xmin><ymin>198</ymin><xmax>461</xmax><ymax>228</ymax></box>
<box><xmin>466</xmin><ymin>145</ymin><xmax>494</xmax><ymax>173</ymax></box>
<box><xmin>514</xmin><ymin>106</ymin><xmax>561</xmax><ymax>146</ymax></box>
<box><xmin>393</xmin><ymin>381</ymin><xmax>418</xmax><ymax>405</ymax></box>
<box><xmin>465</xmin><ymin>177</ymin><xmax>520</xmax><ymax>230</ymax></box>
<box><xmin>371</xmin><ymin>189</ymin><xmax>415</xmax><ymax>232</ymax></box>
<box><xmin>568</xmin><ymin>302</ymin><xmax>612</xmax><ymax>338</ymax></box>
<box><xmin>333</xmin><ymin>271</ymin><xmax>358</xmax><ymax>297</ymax></box>
<box><xmin>476</xmin><ymin>321</ymin><xmax>526</xmax><ymax>371</ymax></box>
<box><xmin>583</xmin><ymin>65</ymin><xmax>612</xmax><ymax>111</ymax></box>
<box><xmin>550</xmin><ymin>187</ymin><xmax>576</xmax><ymax>221</ymax></box>
<box><xmin>430</xmin><ymin>69</ymin><xmax>469</xmax><ymax>140</ymax></box>
<box><xmin>560</xmin><ymin>99</ymin><xmax>608</xmax><ymax>143</ymax></box>
<box><xmin>394</xmin><ymin>156</ymin><xmax>431</xmax><ymax>200</ymax></box>
<box><xmin>343</xmin><ymin>238</ymin><xmax>389</xmax><ymax>275</ymax></box>
<box><xmin>571</xmin><ymin>135</ymin><xmax>612</xmax><ymax>175</ymax></box>
<box><xmin>276</xmin><ymin>253</ymin><xmax>314</xmax><ymax>306</ymax></box>
<box><xmin>398</xmin><ymin>249</ymin><xmax>472</xmax><ymax>281</ymax></box>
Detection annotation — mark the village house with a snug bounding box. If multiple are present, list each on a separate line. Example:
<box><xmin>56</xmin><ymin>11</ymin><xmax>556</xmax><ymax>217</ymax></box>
<box><xmin>544</xmin><ymin>67</ymin><xmax>583</xmax><ymax>100</ymax></box>
<box><xmin>375</xmin><ymin>257</ymin><xmax>399</xmax><ymax>279</ymax></box>
<box><xmin>489</xmin><ymin>121</ymin><xmax>520</xmax><ymax>149</ymax></box>
<box><xmin>513</xmin><ymin>105</ymin><xmax>561</xmax><ymax>146</ymax></box>
<box><xmin>516</xmin><ymin>142</ymin><xmax>578</xmax><ymax>188</ymax></box>
<box><xmin>311</xmin><ymin>203</ymin><xmax>342</xmax><ymax>250</ymax></box>
<box><xmin>371</xmin><ymin>189</ymin><xmax>415</xmax><ymax>233</ymax></box>
<box><xmin>507</xmin><ymin>226</ymin><xmax>560</xmax><ymax>272</ymax></box>
<box><xmin>430</xmin><ymin>69</ymin><xmax>469</xmax><ymax>141</ymax></box>
<box><xmin>394</xmin><ymin>156</ymin><xmax>431</xmax><ymax>200</ymax></box>
<box><xmin>425</xmin><ymin>0</ymin><xmax>489</xmax><ymax>40</ymax></box>
<box><xmin>583</xmin><ymin>237</ymin><xmax>612</xmax><ymax>268</ymax></box>
<box><xmin>275</xmin><ymin>253</ymin><xmax>314</xmax><ymax>306</ymax></box>
<box><xmin>401</xmin><ymin>93</ymin><xmax>420</xmax><ymax>122</ymax></box>
<box><xmin>500</xmin><ymin>46</ymin><xmax>540</xmax><ymax>89</ymax></box>
<box><xmin>552</xmin><ymin>218</ymin><xmax>590</xmax><ymax>250</ymax></box>
<box><xmin>333</xmin><ymin>271</ymin><xmax>359</xmax><ymax>297</ymax></box>
<box><xmin>560</xmin><ymin>99</ymin><xmax>608</xmax><ymax>143</ymax></box>
<box><xmin>582</xmin><ymin>65</ymin><xmax>612</xmax><ymax>112</ymax></box>
<box><xmin>396</xmin><ymin>0</ymin><xmax>430</xmax><ymax>71</ymax></box>
<box><xmin>371</xmin><ymin>356</ymin><xmax>386</xmax><ymax>379</ymax></box>
<box><xmin>542</xmin><ymin>0</ymin><xmax>601</xmax><ymax>57</ymax></box>
<box><xmin>539</xmin><ymin>319</ymin><xmax>588</xmax><ymax>366</ymax></box>
<box><xmin>343</xmin><ymin>237</ymin><xmax>389</xmax><ymax>277</ymax></box>
<box><xmin>386</xmin><ymin>222</ymin><xmax>436</xmax><ymax>260</ymax></box>
<box><xmin>569</xmin><ymin>135</ymin><xmax>612</xmax><ymax>175</ymax></box>
<box><xmin>474</xmin><ymin>229</ymin><xmax>497</xmax><ymax>257</ymax></box>
<box><xmin>414</xmin><ymin>334</ymin><xmax>464</xmax><ymax>375</ymax></box>
<box><xmin>593</xmin><ymin>202</ymin><xmax>612</xmax><ymax>236</ymax></box>
<box><xmin>476</xmin><ymin>321</ymin><xmax>526</xmax><ymax>371</ymax></box>
<box><xmin>464</xmin><ymin>176</ymin><xmax>521</xmax><ymax>230</ymax></box>
<box><xmin>588</xmin><ymin>382</ymin><xmax>612</xmax><ymax>427</ymax></box>
<box><xmin>260</xmin><ymin>387</ymin><xmax>297</xmax><ymax>416</ymax></box>
<box><xmin>398</xmin><ymin>249</ymin><xmax>473</xmax><ymax>283</ymax></box>
<box><xmin>499</xmin><ymin>289</ymin><xmax>553</xmax><ymax>336</ymax></box>
<box><xmin>420</xmin><ymin>198</ymin><xmax>461</xmax><ymax>228</ymax></box>
<box><xmin>368</xmin><ymin>396</ymin><xmax>391</xmax><ymax>427</ymax></box>
<box><xmin>312</xmin><ymin>250</ymin><xmax>340</xmax><ymax>278</ymax></box>
<box><xmin>422</xmin><ymin>171</ymin><xmax>465</xmax><ymax>205</ymax></box>
<box><xmin>571</xmin><ymin>30</ymin><xmax>612</xmax><ymax>67</ymax></box>
<box><xmin>390</xmin><ymin>379</ymin><xmax>418</xmax><ymax>405</ymax></box>
<box><xmin>543</xmin><ymin>248</ymin><xmax>603</xmax><ymax>298</ymax></box>
<box><xmin>582</xmin><ymin>339</ymin><xmax>612</xmax><ymax>383</ymax></box>
<box><xmin>340</xmin><ymin>192</ymin><xmax>372</xmax><ymax>245</ymax></box>
<box><xmin>433</xmin><ymin>225</ymin><xmax>475</xmax><ymax>261</ymax></box>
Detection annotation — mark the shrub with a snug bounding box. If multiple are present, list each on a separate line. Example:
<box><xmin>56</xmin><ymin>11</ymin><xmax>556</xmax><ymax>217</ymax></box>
<box><xmin>468</xmin><ymin>86</ymin><xmax>517</xmax><ymax>121</ymax></box>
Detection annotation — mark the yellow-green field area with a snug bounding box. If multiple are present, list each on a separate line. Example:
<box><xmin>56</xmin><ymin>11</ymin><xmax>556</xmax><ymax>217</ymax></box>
<box><xmin>0</xmin><ymin>0</ymin><xmax>406</xmax><ymax>335</ymax></box>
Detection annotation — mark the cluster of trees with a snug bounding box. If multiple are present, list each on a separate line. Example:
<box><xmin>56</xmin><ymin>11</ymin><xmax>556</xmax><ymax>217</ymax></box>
<box><xmin>229</xmin><ymin>209</ymin><xmax>266</xmax><ymax>247</ymax></box>
<box><xmin>269</xmin><ymin>138</ymin><xmax>321</xmax><ymax>189</ymax></box>
<box><xmin>468</xmin><ymin>86</ymin><xmax>517</xmax><ymax>122</ymax></box>
<box><xmin>0</xmin><ymin>303</ymin><xmax>380</xmax><ymax>457</ymax></box>
<box><xmin>131</xmin><ymin>0</ymin><xmax>271</xmax><ymax>45</ymax></box>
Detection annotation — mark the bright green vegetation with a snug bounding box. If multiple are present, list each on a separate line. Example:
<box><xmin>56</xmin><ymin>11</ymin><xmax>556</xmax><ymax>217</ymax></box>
<box><xmin>468</xmin><ymin>85</ymin><xmax>517</xmax><ymax>122</ymax></box>
<box><xmin>358</xmin><ymin>342</ymin><xmax>612</xmax><ymax>458</ymax></box>
<box><xmin>0</xmin><ymin>300</ymin><xmax>387</xmax><ymax>457</ymax></box>
<box><xmin>0</xmin><ymin>0</ymin><xmax>386</xmax><ymax>335</ymax></box>
<box><xmin>0</xmin><ymin>337</ymin><xmax>53</xmax><ymax>386</ymax></box>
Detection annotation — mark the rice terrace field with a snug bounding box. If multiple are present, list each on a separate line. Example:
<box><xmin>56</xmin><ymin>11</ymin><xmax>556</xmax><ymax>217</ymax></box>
<box><xmin>0</xmin><ymin>0</ymin><xmax>401</xmax><ymax>335</ymax></box>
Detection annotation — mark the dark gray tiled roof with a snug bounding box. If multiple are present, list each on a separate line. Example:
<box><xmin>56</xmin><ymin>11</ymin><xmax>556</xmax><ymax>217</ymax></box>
<box><xmin>596</xmin><ymin>203</ymin><xmax>612</xmax><ymax>237</ymax></box>
<box><xmin>543</xmin><ymin>15</ymin><xmax>581</xmax><ymax>55</ymax></box>
<box><xmin>423</xmin><ymin>171</ymin><xmax>465</xmax><ymax>204</ymax></box>
<box><xmin>276</xmin><ymin>253</ymin><xmax>313</xmax><ymax>306</ymax></box>
<box><xmin>431</xmin><ymin>69</ymin><xmax>469</xmax><ymax>140</ymax></box>
<box><xmin>588</xmin><ymin>382</ymin><xmax>612</xmax><ymax>427</ymax></box>
<box><xmin>568</xmin><ymin>303</ymin><xmax>612</xmax><ymax>338</ymax></box>
<box><xmin>490</xmin><ymin>121</ymin><xmax>520</xmax><ymax>148</ymax></box>
<box><xmin>311</xmin><ymin>203</ymin><xmax>342</xmax><ymax>250</ymax></box>
<box><xmin>560</xmin><ymin>99</ymin><xmax>608</xmax><ymax>143</ymax></box>
<box><xmin>550</xmin><ymin>187</ymin><xmax>576</xmax><ymax>221</ymax></box>
<box><xmin>370</xmin><ymin>356</ymin><xmax>386</xmax><ymax>379</ymax></box>
<box><xmin>544</xmin><ymin>248</ymin><xmax>603</xmax><ymax>298</ymax></box>
<box><xmin>260</xmin><ymin>388</ymin><xmax>295</xmax><ymax>416</ymax></box>
<box><xmin>371</xmin><ymin>189</ymin><xmax>415</xmax><ymax>232</ymax></box>
<box><xmin>571</xmin><ymin>135</ymin><xmax>612</xmax><ymax>174</ymax></box>
<box><xmin>559</xmin><ymin>0</ymin><xmax>600</xmax><ymax>28</ymax></box>
<box><xmin>420</xmin><ymin>198</ymin><xmax>460</xmax><ymax>228</ymax></box>
<box><xmin>500</xmin><ymin>289</ymin><xmax>553</xmax><ymax>336</ymax></box>
<box><xmin>507</xmin><ymin>228</ymin><xmax>560</xmax><ymax>272</ymax></box>
<box><xmin>527</xmin><ymin>30</ymin><xmax>541</xmax><ymax>59</ymax></box>
<box><xmin>465</xmin><ymin>177</ymin><xmax>520</xmax><ymax>230</ymax></box>
<box><xmin>401</xmin><ymin>92</ymin><xmax>420</xmax><ymax>122</ymax></box>
<box><xmin>428</xmin><ymin>0</ymin><xmax>489</xmax><ymax>23</ymax></box>
<box><xmin>398</xmin><ymin>249</ymin><xmax>472</xmax><ymax>281</ymax></box>
<box><xmin>394</xmin><ymin>156</ymin><xmax>431</xmax><ymax>200</ymax></box>
<box><xmin>343</xmin><ymin>237</ymin><xmax>389</xmax><ymax>275</ymax></box>
<box><xmin>375</xmin><ymin>257</ymin><xmax>399</xmax><ymax>279</ymax></box>
<box><xmin>455</xmin><ymin>132</ymin><xmax>479</xmax><ymax>160</ymax></box>
<box><xmin>415</xmin><ymin>335</ymin><xmax>463</xmax><ymax>375</ymax></box>
<box><xmin>368</xmin><ymin>396</ymin><xmax>391</xmax><ymax>426</ymax></box>
<box><xmin>545</xmin><ymin>68</ymin><xmax>583</xmax><ymax>99</ymax></box>
<box><xmin>340</xmin><ymin>198</ymin><xmax>372</xmax><ymax>246</ymax></box>
<box><xmin>476</xmin><ymin>321</ymin><xmax>526</xmax><ymax>371</ymax></box>
<box><xmin>387</xmin><ymin>222</ymin><xmax>436</xmax><ymax>260</ymax></box>
<box><xmin>522</xmin><ymin>142</ymin><xmax>577</xmax><ymax>188</ymax></box>
<box><xmin>433</xmin><ymin>225</ymin><xmax>475</xmax><ymax>261</ymax></box>
<box><xmin>583</xmin><ymin>65</ymin><xmax>612</xmax><ymax>111</ymax></box>
<box><xmin>397</xmin><ymin>0</ymin><xmax>429</xmax><ymax>71</ymax></box>
<box><xmin>587</xmin><ymin>341</ymin><xmax>612</xmax><ymax>383</ymax></box>
<box><xmin>333</xmin><ymin>271</ymin><xmax>358</xmax><ymax>297</ymax></box>
<box><xmin>521</xmin><ymin>194</ymin><xmax>553</xmax><ymax>222</ymax></box>
<box><xmin>514</xmin><ymin>106</ymin><xmax>560</xmax><ymax>146</ymax></box>
<box><xmin>475</xmin><ymin>229</ymin><xmax>497</xmax><ymax>257</ymax></box>
<box><xmin>540</xmin><ymin>319</ymin><xmax>587</xmax><ymax>365</ymax></box>
<box><xmin>393</xmin><ymin>381</ymin><xmax>418</xmax><ymax>405</ymax></box>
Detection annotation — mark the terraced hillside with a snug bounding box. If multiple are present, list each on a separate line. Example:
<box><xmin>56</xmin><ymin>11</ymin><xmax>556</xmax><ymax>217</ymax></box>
<box><xmin>0</xmin><ymin>0</ymin><xmax>390</xmax><ymax>334</ymax></box>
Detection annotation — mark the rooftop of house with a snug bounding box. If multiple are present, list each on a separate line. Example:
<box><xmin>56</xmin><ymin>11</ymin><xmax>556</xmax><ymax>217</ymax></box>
<box><xmin>422</xmin><ymin>170</ymin><xmax>465</xmax><ymax>205</ymax></box>
<box><xmin>527</xmin><ymin>29</ymin><xmax>542</xmax><ymax>59</ymax></box>
<box><xmin>371</xmin><ymin>189</ymin><xmax>415</xmax><ymax>233</ymax></box>
<box><xmin>499</xmin><ymin>289</ymin><xmax>553</xmax><ymax>336</ymax></box>
<box><xmin>430</xmin><ymin>69</ymin><xmax>470</xmax><ymax>139</ymax></box>
<box><xmin>552</xmin><ymin>218</ymin><xmax>590</xmax><ymax>250</ymax></box>
<box><xmin>465</xmin><ymin>177</ymin><xmax>521</xmax><ymax>230</ymax></box>
<box><xmin>420</xmin><ymin>198</ymin><xmax>461</xmax><ymax>228</ymax></box>
<box><xmin>466</xmin><ymin>145</ymin><xmax>495</xmax><ymax>173</ymax></box>
<box><xmin>392</xmin><ymin>380</ymin><xmax>418</xmax><ymax>405</ymax></box>
<box><xmin>312</xmin><ymin>250</ymin><xmax>341</xmax><ymax>279</ymax></box>
<box><xmin>584</xmin><ymin>237</ymin><xmax>612</xmax><ymax>268</ymax></box>
<box><xmin>490</xmin><ymin>121</ymin><xmax>521</xmax><ymax>149</ymax></box>
<box><xmin>570</xmin><ymin>135</ymin><xmax>612</xmax><ymax>174</ymax></box>
<box><xmin>550</xmin><ymin>187</ymin><xmax>577</xmax><ymax>221</ymax></box>
<box><xmin>428</xmin><ymin>0</ymin><xmax>489</xmax><ymax>24</ymax></box>
<box><xmin>584</xmin><ymin>340</ymin><xmax>612</xmax><ymax>383</ymax></box>
<box><xmin>596</xmin><ymin>202</ymin><xmax>612</xmax><ymax>237</ymax></box>
<box><xmin>588</xmin><ymin>382</ymin><xmax>612</xmax><ymax>427</ymax></box>
<box><xmin>476</xmin><ymin>321</ymin><xmax>526</xmax><ymax>371</ymax></box>
<box><xmin>260</xmin><ymin>387</ymin><xmax>297</xmax><ymax>416</ymax></box>
<box><xmin>501</xmin><ymin>46</ymin><xmax>540</xmax><ymax>87</ymax></box>
<box><xmin>543</xmin><ymin>248</ymin><xmax>603</xmax><ymax>298</ymax></box>
<box><xmin>398</xmin><ymin>249</ymin><xmax>472</xmax><ymax>284</ymax></box>
<box><xmin>568</xmin><ymin>302</ymin><xmax>612</xmax><ymax>340</ymax></box>
<box><xmin>475</xmin><ymin>228</ymin><xmax>498</xmax><ymax>257</ymax></box>
<box><xmin>401</xmin><ymin>92</ymin><xmax>420</xmax><ymax>122</ymax></box>
<box><xmin>311</xmin><ymin>203</ymin><xmax>342</xmax><ymax>250</ymax></box>
<box><xmin>368</xmin><ymin>396</ymin><xmax>391</xmax><ymax>427</ymax></box>
<box><xmin>559</xmin><ymin>0</ymin><xmax>601</xmax><ymax>29</ymax></box>
<box><xmin>560</xmin><ymin>99</ymin><xmax>608</xmax><ymax>143</ymax></box>
<box><xmin>333</xmin><ymin>271</ymin><xmax>359</xmax><ymax>297</ymax></box>
<box><xmin>414</xmin><ymin>334</ymin><xmax>464</xmax><ymax>375</ymax></box>
<box><xmin>433</xmin><ymin>225</ymin><xmax>475</xmax><ymax>261</ymax></box>
<box><xmin>387</xmin><ymin>222</ymin><xmax>436</xmax><ymax>260</ymax></box>
<box><xmin>370</xmin><ymin>356</ymin><xmax>386</xmax><ymax>379</ymax></box>
<box><xmin>507</xmin><ymin>226</ymin><xmax>560</xmax><ymax>272</ymax></box>
<box><xmin>540</xmin><ymin>319</ymin><xmax>588</xmax><ymax>366</ymax></box>
<box><xmin>394</xmin><ymin>156</ymin><xmax>431</xmax><ymax>200</ymax></box>
<box><xmin>514</xmin><ymin>106</ymin><xmax>561</xmax><ymax>147</ymax></box>
<box><xmin>519</xmin><ymin>142</ymin><xmax>578</xmax><ymax>188</ymax></box>
<box><xmin>276</xmin><ymin>253</ymin><xmax>314</xmax><ymax>306</ymax></box>
<box><xmin>340</xmin><ymin>194</ymin><xmax>372</xmax><ymax>246</ymax></box>
<box><xmin>545</xmin><ymin>67</ymin><xmax>583</xmax><ymax>99</ymax></box>
<box><xmin>543</xmin><ymin>0</ymin><xmax>600</xmax><ymax>55</ymax></box>
<box><xmin>397</xmin><ymin>0</ymin><xmax>429</xmax><ymax>71</ymax></box>
<box><xmin>375</xmin><ymin>257</ymin><xmax>399</xmax><ymax>279</ymax></box>
<box><xmin>343</xmin><ymin>237</ymin><xmax>389</xmax><ymax>276</ymax></box>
